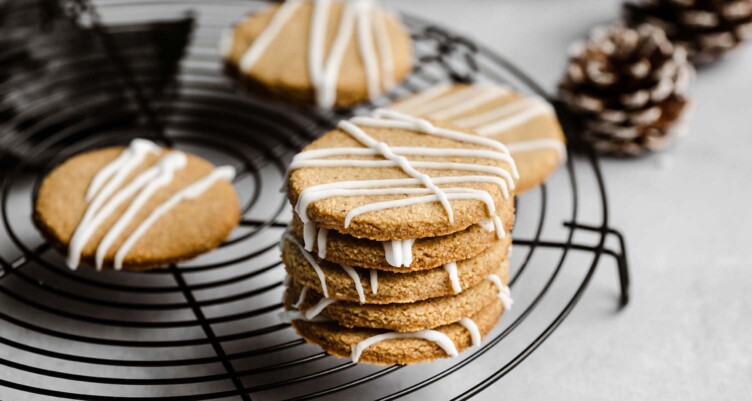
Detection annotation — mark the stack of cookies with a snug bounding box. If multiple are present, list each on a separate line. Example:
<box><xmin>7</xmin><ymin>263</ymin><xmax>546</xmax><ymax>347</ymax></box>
<box><xmin>280</xmin><ymin>109</ymin><xmax>517</xmax><ymax>365</ymax></box>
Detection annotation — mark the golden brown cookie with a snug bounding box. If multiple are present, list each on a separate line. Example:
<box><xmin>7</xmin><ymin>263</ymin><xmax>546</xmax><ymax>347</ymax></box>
<box><xmin>285</xmin><ymin>262</ymin><xmax>508</xmax><ymax>332</ymax></box>
<box><xmin>34</xmin><ymin>139</ymin><xmax>240</xmax><ymax>271</ymax></box>
<box><xmin>390</xmin><ymin>83</ymin><xmax>567</xmax><ymax>193</ymax></box>
<box><xmin>291</xmin><ymin>299</ymin><xmax>504</xmax><ymax>365</ymax></box>
<box><xmin>283</xmin><ymin>233</ymin><xmax>510</xmax><ymax>304</ymax></box>
<box><xmin>290</xmin><ymin>214</ymin><xmax>511</xmax><ymax>271</ymax></box>
<box><xmin>288</xmin><ymin>115</ymin><xmax>517</xmax><ymax>241</ymax></box>
<box><xmin>223</xmin><ymin>0</ymin><xmax>412</xmax><ymax>108</ymax></box>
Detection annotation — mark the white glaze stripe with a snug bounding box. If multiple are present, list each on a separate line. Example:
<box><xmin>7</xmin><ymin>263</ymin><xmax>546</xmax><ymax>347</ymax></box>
<box><xmin>304</xmin><ymin>297</ymin><xmax>337</xmax><ymax>320</ymax></box>
<box><xmin>444</xmin><ymin>262</ymin><xmax>461</xmax><ymax>294</ymax></box>
<box><xmin>308</xmin><ymin>0</ymin><xmax>330</xmax><ymax>87</ymax></box>
<box><xmin>293</xmin><ymin>285</ymin><xmax>309</xmax><ymax>308</ymax></box>
<box><xmin>351</xmin><ymin>329</ymin><xmax>458</xmax><ymax>362</ymax></box>
<box><xmin>382</xmin><ymin>238</ymin><xmax>414</xmax><ymax>267</ymax></box>
<box><xmin>372</xmin><ymin>8</ymin><xmax>394</xmax><ymax>89</ymax></box>
<box><xmin>453</xmin><ymin>97</ymin><xmax>551</xmax><ymax>128</ymax></box>
<box><xmin>355</xmin><ymin>0</ymin><xmax>381</xmax><ymax>99</ymax></box>
<box><xmin>476</xmin><ymin>101</ymin><xmax>556</xmax><ymax>136</ymax></box>
<box><xmin>389</xmin><ymin>83</ymin><xmax>452</xmax><ymax>113</ymax></box>
<box><xmin>240</xmin><ymin>0</ymin><xmax>303</xmax><ymax>71</ymax></box>
<box><xmin>507</xmin><ymin>139</ymin><xmax>568</xmax><ymax>161</ymax></box>
<box><xmin>427</xmin><ymin>86</ymin><xmax>511</xmax><ymax>120</ymax></box>
<box><xmin>114</xmin><ymin>166</ymin><xmax>236</xmax><ymax>269</ymax></box>
<box><xmin>95</xmin><ymin>152</ymin><xmax>187</xmax><ymax>269</ymax></box>
<box><xmin>486</xmin><ymin>274</ymin><xmax>514</xmax><ymax>310</ymax></box>
<box><xmin>407</xmin><ymin>84</ymin><xmax>495</xmax><ymax>117</ymax></box>
<box><xmin>370</xmin><ymin>269</ymin><xmax>378</xmax><ymax>294</ymax></box>
<box><xmin>316</xmin><ymin>227</ymin><xmax>329</xmax><ymax>259</ymax></box>
<box><xmin>285</xmin><ymin>233</ymin><xmax>329</xmax><ymax>297</ymax></box>
<box><xmin>459</xmin><ymin>317</ymin><xmax>481</xmax><ymax>347</ymax></box>
<box><xmin>340</xmin><ymin>264</ymin><xmax>366</xmax><ymax>303</ymax></box>
<box><xmin>279</xmin><ymin>310</ymin><xmax>331</xmax><ymax>323</ymax></box>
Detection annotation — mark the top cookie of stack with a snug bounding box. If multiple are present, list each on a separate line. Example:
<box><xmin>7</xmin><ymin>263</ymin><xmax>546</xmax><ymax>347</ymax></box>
<box><xmin>282</xmin><ymin>109</ymin><xmax>516</xmax><ymax>365</ymax></box>
<box><xmin>222</xmin><ymin>0</ymin><xmax>413</xmax><ymax>108</ymax></box>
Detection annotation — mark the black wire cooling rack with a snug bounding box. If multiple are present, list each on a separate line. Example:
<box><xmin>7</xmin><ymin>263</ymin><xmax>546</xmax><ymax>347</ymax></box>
<box><xmin>0</xmin><ymin>1</ymin><xmax>630</xmax><ymax>400</ymax></box>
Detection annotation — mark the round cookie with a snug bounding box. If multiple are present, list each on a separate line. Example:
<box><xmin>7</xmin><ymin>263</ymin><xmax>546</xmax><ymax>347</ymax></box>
<box><xmin>283</xmin><ymin>233</ymin><xmax>511</xmax><ymax>304</ymax></box>
<box><xmin>288</xmin><ymin>115</ymin><xmax>517</xmax><ymax>241</ymax></box>
<box><xmin>290</xmin><ymin>214</ymin><xmax>511</xmax><ymax>271</ymax></box>
<box><xmin>291</xmin><ymin>300</ymin><xmax>504</xmax><ymax>365</ymax></box>
<box><xmin>390</xmin><ymin>83</ymin><xmax>567</xmax><ymax>194</ymax></box>
<box><xmin>285</xmin><ymin>264</ymin><xmax>507</xmax><ymax>332</ymax></box>
<box><xmin>34</xmin><ymin>139</ymin><xmax>240</xmax><ymax>271</ymax></box>
<box><xmin>223</xmin><ymin>0</ymin><xmax>412</xmax><ymax>108</ymax></box>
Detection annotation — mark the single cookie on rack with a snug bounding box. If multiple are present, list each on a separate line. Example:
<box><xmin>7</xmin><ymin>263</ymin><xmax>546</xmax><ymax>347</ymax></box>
<box><xmin>389</xmin><ymin>83</ymin><xmax>567</xmax><ymax>193</ymax></box>
<box><xmin>290</xmin><ymin>298</ymin><xmax>505</xmax><ymax>365</ymax></box>
<box><xmin>222</xmin><ymin>0</ymin><xmax>412</xmax><ymax>108</ymax></box>
<box><xmin>285</xmin><ymin>262</ymin><xmax>508</xmax><ymax>332</ymax></box>
<box><xmin>34</xmin><ymin>139</ymin><xmax>240</xmax><ymax>271</ymax></box>
<box><xmin>283</xmin><ymin>231</ymin><xmax>511</xmax><ymax>304</ymax></box>
<box><xmin>287</xmin><ymin>110</ymin><xmax>517</xmax><ymax>242</ymax></box>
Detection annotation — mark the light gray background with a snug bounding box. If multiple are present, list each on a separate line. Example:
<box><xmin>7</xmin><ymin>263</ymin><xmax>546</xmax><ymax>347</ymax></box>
<box><xmin>383</xmin><ymin>0</ymin><xmax>752</xmax><ymax>400</ymax></box>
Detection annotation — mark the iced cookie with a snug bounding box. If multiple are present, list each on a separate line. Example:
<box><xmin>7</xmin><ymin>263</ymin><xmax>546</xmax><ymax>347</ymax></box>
<box><xmin>290</xmin><ymin>298</ymin><xmax>506</xmax><ymax>365</ymax></box>
<box><xmin>390</xmin><ymin>83</ymin><xmax>567</xmax><ymax>193</ymax></box>
<box><xmin>283</xmin><ymin>232</ymin><xmax>510</xmax><ymax>303</ymax></box>
<box><xmin>285</xmin><ymin>263</ymin><xmax>508</xmax><ymax>332</ymax></box>
<box><xmin>287</xmin><ymin>109</ymin><xmax>517</xmax><ymax>242</ymax></box>
<box><xmin>34</xmin><ymin>139</ymin><xmax>240</xmax><ymax>271</ymax></box>
<box><xmin>222</xmin><ymin>0</ymin><xmax>413</xmax><ymax>108</ymax></box>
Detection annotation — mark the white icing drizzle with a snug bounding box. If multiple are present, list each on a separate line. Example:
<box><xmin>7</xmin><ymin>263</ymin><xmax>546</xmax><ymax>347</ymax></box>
<box><xmin>370</xmin><ymin>269</ymin><xmax>378</xmax><ymax>294</ymax></box>
<box><xmin>284</xmin><ymin>233</ymin><xmax>329</xmax><ymax>297</ymax></box>
<box><xmin>340</xmin><ymin>264</ymin><xmax>366</xmax><ymax>303</ymax></box>
<box><xmin>240</xmin><ymin>0</ymin><xmax>303</xmax><ymax>71</ymax></box>
<box><xmin>351</xmin><ymin>329</ymin><xmax>458</xmax><ymax>362</ymax></box>
<box><xmin>114</xmin><ymin>166</ymin><xmax>236</xmax><ymax>270</ymax></box>
<box><xmin>67</xmin><ymin>139</ymin><xmax>235</xmax><ymax>270</ymax></box>
<box><xmin>239</xmin><ymin>0</ymin><xmax>395</xmax><ymax>109</ymax></box>
<box><xmin>443</xmin><ymin>262</ymin><xmax>462</xmax><ymax>294</ymax></box>
<box><xmin>288</xmin><ymin>109</ymin><xmax>517</xmax><ymax>240</ymax></box>
<box><xmin>382</xmin><ymin>238</ymin><xmax>415</xmax><ymax>267</ymax></box>
<box><xmin>486</xmin><ymin>274</ymin><xmax>514</xmax><ymax>310</ymax></box>
<box><xmin>279</xmin><ymin>310</ymin><xmax>331</xmax><ymax>323</ymax></box>
<box><xmin>293</xmin><ymin>285</ymin><xmax>309</xmax><ymax>308</ymax></box>
<box><xmin>477</xmin><ymin>218</ymin><xmax>495</xmax><ymax>232</ymax></box>
<box><xmin>391</xmin><ymin>87</ymin><xmax>564</xmax><ymax>161</ymax></box>
<box><xmin>316</xmin><ymin>227</ymin><xmax>329</xmax><ymax>259</ymax></box>
<box><xmin>459</xmin><ymin>317</ymin><xmax>481</xmax><ymax>347</ymax></box>
<box><xmin>304</xmin><ymin>297</ymin><xmax>337</xmax><ymax>320</ymax></box>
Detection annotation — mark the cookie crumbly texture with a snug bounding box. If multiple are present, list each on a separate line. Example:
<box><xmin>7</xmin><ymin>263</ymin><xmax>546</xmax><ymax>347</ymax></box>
<box><xmin>224</xmin><ymin>1</ymin><xmax>413</xmax><ymax>108</ymax></box>
<box><xmin>390</xmin><ymin>83</ymin><xmax>566</xmax><ymax>194</ymax></box>
<box><xmin>288</xmin><ymin>119</ymin><xmax>516</xmax><ymax>241</ymax></box>
<box><xmin>34</xmin><ymin>146</ymin><xmax>240</xmax><ymax>271</ymax></box>
<box><xmin>284</xmin><ymin>233</ymin><xmax>510</xmax><ymax>304</ymax></box>
<box><xmin>286</xmin><ymin>262</ymin><xmax>507</xmax><ymax>332</ymax></box>
<box><xmin>292</xmin><ymin>300</ymin><xmax>503</xmax><ymax>365</ymax></box>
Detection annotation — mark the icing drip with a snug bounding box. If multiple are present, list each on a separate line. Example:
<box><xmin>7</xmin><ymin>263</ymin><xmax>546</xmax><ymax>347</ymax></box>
<box><xmin>289</xmin><ymin>109</ymin><xmax>518</xmax><ymax>239</ymax></box>
<box><xmin>443</xmin><ymin>262</ymin><xmax>461</xmax><ymax>294</ymax></box>
<box><xmin>459</xmin><ymin>317</ymin><xmax>481</xmax><ymax>347</ymax></box>
<box><xmin>477</xmin><ymin>218</ymin><xmax>495</xmax><ymax>232</ymax></box>
<box><xmin>316</xmin><ymin>227</ymin><xmax>329</xmax><ymax>259</ymax></box>
<box><xmin>293</xmin><ymin>285</ymin><xmax>309</xmax><ymax>308</ymax></box>
<box><xmin>279</xmin><ymin>310</ymin><xmax>331</xmax><ymax>323</ymax></box>
<box><xmin>114</xmin><ymin>166</ymin><xmax>236</xmax><ymax>269</ymax></box>
<box><xmin>370</xmin><ymin>269</ymin><xmax>378</xmax><ymax>294</ymax></box>
<box><xmin>304</xmin><ymin>297</ymin><xmax>337</xmax><ymax>320</ymax></box>
<box><xmin>486</xmin><ymin>274</ymin><xmax>514</xmax><ymax>310</ymax></box>
<box><xmin>351</xmin><ymin>329</ymin><xmax>458</xmax><ymax>362</ymax></box>
<box><xmin>382</xmin><ymin>238</ymin><xmax>415</xmax><ymax>268</ymax></box>
<box><xmin>340</xmin><ymin>264</ymin><xmax>366</xmax><ymax>303</ymax></box>
<box><xmin>240</xmin><ymin>0</ymin><xmax>395</xmax><ymax>109</ymax></box>
<box><xmin>284</xmin><ymin>233</ymin><xmax>329</xmax><ymax>297</ymax></box>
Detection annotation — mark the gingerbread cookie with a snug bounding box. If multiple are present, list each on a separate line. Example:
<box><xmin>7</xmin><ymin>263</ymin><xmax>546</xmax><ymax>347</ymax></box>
<box><xmin>287</xmin><ymin>110</ymin><xmax>517</xmax><ymax>242</ymax></box>
<box><xmin>34</xmin><ymin>139</ymin><xmax>240</xmax><ymax>271</ymax></box>
<box><xmin>285</xmin><ymin>262</ymin><xmax>508</xmax><ymax>332</ymax></box>
<box><xmin>283</xmin><ymin>232</ymin><xmax>510</xmax><ymax>304</ymax></box>
<box><xmin>222</xmin><ymin>0</ymin><xmax>413</xmax><ymax>108</ymax></box>
<box><xmin>290</xmin><ymin>299</ymin><xmax>506</xmax><ymax>365</ymax></box>
<box><xmin>390</xmin><ymin>83</ymin><xmax>567</xmax><ymax>193</ymax></box>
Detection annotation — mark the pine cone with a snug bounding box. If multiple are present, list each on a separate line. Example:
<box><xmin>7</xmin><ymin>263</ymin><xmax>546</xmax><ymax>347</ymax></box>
<box><xmin>624</xmin><ymin>0</ymin><xmax>752</xmax><ymax>64</ymax></box>
<box><xmin>559</xmin><ymin>24</ymin><xmax>694</xmax><ymax>156</ymax></box>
